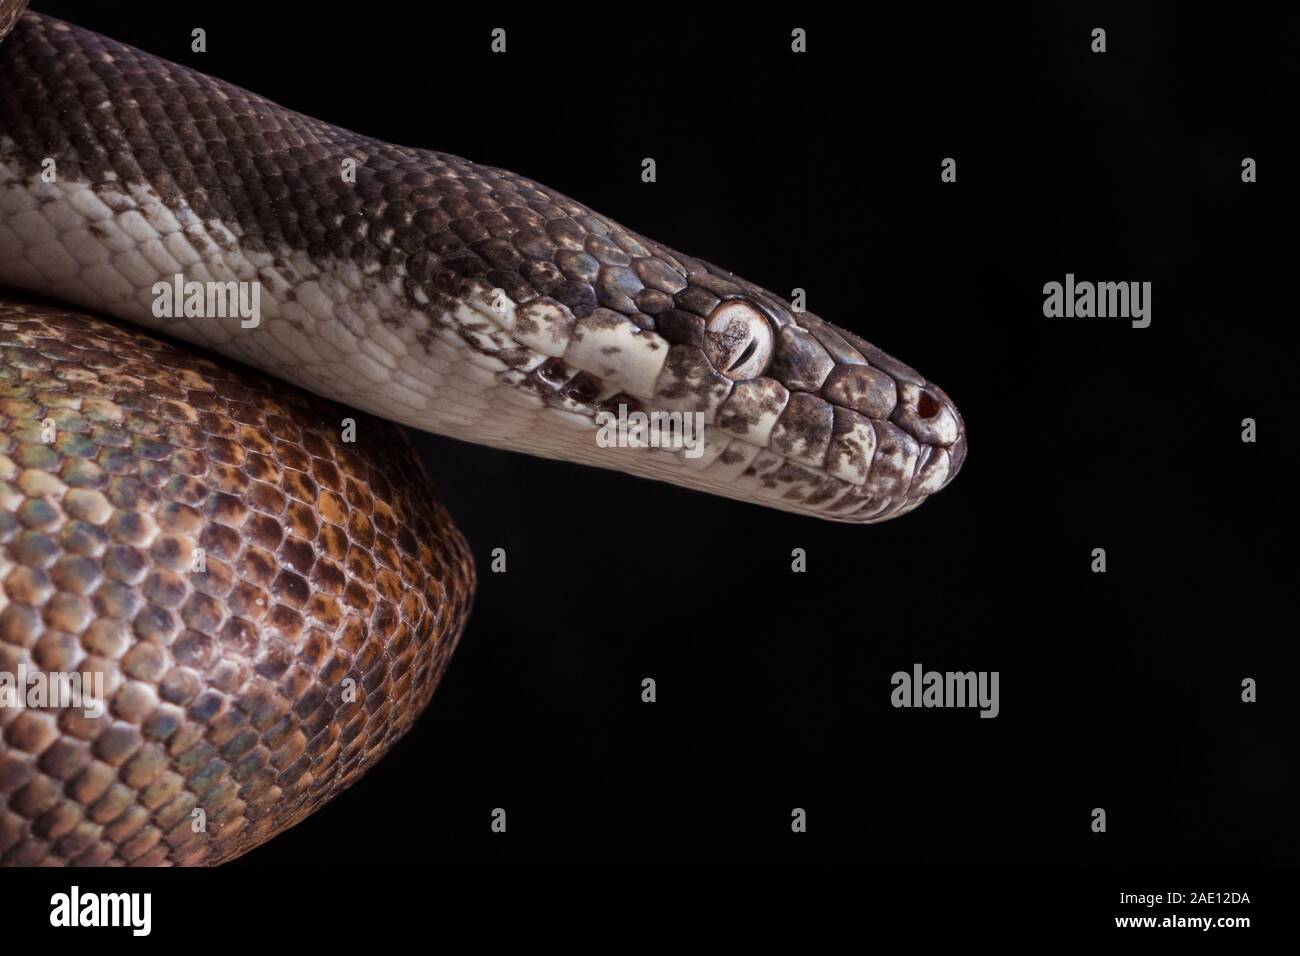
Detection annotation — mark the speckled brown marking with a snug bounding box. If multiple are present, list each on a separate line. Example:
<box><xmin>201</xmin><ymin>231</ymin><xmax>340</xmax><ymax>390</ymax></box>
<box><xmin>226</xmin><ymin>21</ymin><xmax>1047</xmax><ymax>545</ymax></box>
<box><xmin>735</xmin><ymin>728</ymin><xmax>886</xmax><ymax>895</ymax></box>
<box><xmin>863</xmin><ymin>420</ymin><xmax>921</xmax><ymax>497</ymax></box>
<box><xmin>826</xmin><ymin>406</ymin><xmax>877</xmax><ymax>486</ymax></box>
<box><xmin>821</xmin><ymin>364</ymin><xmax>898</xmax><ymax>419</ymax></box>
<box><xmin>716</xmin><ymin>377</ymin><xmax>789</xmax><ymax>441</ymax></box>
<box><xmin>770</xmin><ymin>392</ymin><xmax>834</xmax><ymax>467</ymax></box>
<box><xmin>653</xmin><ymin>345</ymin><xmax>733</xmax><ymax>414</ymax></box>
<box><xmin>513</xmin><ymin>298</ymin><xmax>575</xmax><ymax>355</ymax></box>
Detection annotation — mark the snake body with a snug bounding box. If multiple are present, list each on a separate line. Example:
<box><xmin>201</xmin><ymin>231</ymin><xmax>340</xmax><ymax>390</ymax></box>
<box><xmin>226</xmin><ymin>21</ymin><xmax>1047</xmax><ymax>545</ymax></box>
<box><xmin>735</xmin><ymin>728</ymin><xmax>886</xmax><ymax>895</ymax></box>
<box><xmin>0</xmin><ymin>3</ymin><xmax>965</xmax><ymax>864</ymax></box>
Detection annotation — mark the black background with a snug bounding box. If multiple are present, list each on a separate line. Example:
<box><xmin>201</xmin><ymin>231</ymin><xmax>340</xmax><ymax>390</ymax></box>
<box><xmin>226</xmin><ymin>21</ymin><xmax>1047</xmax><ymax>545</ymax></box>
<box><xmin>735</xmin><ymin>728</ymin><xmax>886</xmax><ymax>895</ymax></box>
<box><xmin>26</xmin><ymin>0</ymin><xmax>1294</xmax><ymax>870</ymax></box>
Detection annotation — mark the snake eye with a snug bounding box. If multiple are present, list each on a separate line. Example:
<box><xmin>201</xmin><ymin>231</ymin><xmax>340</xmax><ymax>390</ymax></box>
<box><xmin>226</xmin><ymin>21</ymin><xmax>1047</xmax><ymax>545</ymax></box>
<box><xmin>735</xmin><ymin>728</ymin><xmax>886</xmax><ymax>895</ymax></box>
<box><xmin>704</xmin><ymin>300</ymin><xmax>774</xmax><ymax>380</ymax></box>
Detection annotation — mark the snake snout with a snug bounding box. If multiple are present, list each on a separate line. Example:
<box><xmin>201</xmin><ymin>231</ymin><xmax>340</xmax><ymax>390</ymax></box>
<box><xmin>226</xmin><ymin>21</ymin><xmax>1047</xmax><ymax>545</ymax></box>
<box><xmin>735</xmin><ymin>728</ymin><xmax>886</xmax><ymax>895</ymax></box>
<box><xmin>714</xmin><ymin>304</ymin><xmax>967</xmax><ymax>522</ymax></box>
<box><xmin>900</xmin><ymin>380</ymin><xmax>967</xmax><ymax>495</ymax></box>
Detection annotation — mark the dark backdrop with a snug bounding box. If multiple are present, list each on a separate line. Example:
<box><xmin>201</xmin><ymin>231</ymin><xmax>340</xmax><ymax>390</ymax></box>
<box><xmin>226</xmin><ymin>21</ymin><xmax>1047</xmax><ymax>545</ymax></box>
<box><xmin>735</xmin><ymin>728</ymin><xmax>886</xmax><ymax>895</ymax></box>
<box><xmin>32</xmin><ymin>0</ymin><xmax>1292</xmax><ymax>866</ymax></box>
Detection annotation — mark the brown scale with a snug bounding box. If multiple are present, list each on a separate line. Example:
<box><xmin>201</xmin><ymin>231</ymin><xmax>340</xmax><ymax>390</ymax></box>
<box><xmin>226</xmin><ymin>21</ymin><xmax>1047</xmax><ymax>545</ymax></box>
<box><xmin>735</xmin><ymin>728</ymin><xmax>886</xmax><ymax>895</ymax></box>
<box><xmin>0</xmin><ymin>300</ymin><xmax>475</xmax><ymax>865</ymax></box>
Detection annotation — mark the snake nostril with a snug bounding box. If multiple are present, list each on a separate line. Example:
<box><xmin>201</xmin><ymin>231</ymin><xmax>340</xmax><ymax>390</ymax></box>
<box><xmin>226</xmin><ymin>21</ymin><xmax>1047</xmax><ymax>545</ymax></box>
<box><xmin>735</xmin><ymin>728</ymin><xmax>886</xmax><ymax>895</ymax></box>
<box><xmin>917</xmin><ymin>391</ymin><xmax>941</xmax><ymax>419</ymax></box>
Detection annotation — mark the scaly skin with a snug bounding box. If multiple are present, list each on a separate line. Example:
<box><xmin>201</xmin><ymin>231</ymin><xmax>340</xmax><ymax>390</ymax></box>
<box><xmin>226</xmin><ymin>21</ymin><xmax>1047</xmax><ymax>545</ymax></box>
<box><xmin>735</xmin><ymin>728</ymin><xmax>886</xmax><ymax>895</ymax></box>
<box><xmin>0</xmin><ymin>9</ymin><xmax>965</xmax><ymax>524</ymax></box>
<box><xmin>0</xmin><ymin>300</ymin><xmax>474</xmax><ymax>864</ymax></box>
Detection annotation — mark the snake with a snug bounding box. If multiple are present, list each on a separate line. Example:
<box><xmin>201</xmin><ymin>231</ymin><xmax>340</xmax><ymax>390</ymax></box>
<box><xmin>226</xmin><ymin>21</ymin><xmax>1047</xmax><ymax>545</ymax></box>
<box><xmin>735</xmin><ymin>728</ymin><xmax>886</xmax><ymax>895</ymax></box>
<box><xmin>0</xmin><ymin>1</ymin><xmax>965</xmax><ymax>865</ymax></box>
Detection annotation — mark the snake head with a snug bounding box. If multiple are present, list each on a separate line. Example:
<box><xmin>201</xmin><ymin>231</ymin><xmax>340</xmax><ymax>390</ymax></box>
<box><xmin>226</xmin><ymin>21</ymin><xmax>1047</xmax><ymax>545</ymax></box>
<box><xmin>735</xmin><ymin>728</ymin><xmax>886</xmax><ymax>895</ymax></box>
<box><xmin>681</xmin><ymin>281</ymin><xmax>967</xmax><ymax>522</ymax></box>
<box><xmin>453</xmin><ymin>229</ymin><xmax>966</xmax><ymax>524</ymax></box>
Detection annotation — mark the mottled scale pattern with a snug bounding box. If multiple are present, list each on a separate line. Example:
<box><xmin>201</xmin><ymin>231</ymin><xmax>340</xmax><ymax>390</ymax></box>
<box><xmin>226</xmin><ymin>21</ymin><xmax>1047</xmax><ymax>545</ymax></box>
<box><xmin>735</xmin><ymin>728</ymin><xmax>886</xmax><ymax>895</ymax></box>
<box><xmin>0</xmin><ymin>301</ymin><xmax>474</xmax><ymax>865</ymax></box>
<box><xmin>0</xmin><ymin>10</ymin><xmax>966</xmax><ymax>523</ymax></box>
